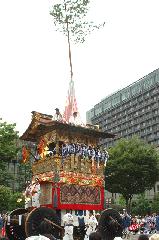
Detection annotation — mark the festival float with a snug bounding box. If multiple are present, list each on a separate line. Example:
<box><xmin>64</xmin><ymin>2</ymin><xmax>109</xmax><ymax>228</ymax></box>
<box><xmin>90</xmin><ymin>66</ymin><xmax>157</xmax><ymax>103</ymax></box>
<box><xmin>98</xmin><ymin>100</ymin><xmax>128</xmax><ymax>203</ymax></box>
<box><xmin>21</xmin><ymin>109</ymin><xmax>113</xmax><ymax>211</ymax></box>
<box><xmin>4</xmin><ymin>79</ymin><xmax>117</xmax><ymax>240</ymax></box>
<box><xmin>3</xmin><ymin>0</ymin><xmax>126</xmax><ymax>238</ymax></box>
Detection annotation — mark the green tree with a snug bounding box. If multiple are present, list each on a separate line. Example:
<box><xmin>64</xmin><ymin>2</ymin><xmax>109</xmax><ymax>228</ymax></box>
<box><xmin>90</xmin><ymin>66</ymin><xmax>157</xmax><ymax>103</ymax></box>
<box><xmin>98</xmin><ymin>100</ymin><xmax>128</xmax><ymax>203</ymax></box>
<box><xmin>131</xmin><ymin>194</ymin><xmax>151</xmax><ymax>216</ymax></box>
<box><xmin>0</xmin><ymin>185</ymin><xmax>12</xmax><ymax>212</ymax></box>
<box><xmin>116</xmin><ymin>195</ymin><xmax>126</xmax><ymax>208</ymax></box>
<box><xmin>50</xmin><ymin>0</ymin><xmax>104</xmax><ymax>80</ymax></box>
<box><xmin>8</xmin><ymin>191</ymin><xmax>25</xmax><ymax>211</ymax></box>
<box><xmin>151</xmin><ymin>193</ymin><xmax>159</xmax><ymax>213</ymax></box>
<box><xmin>105</xmin><ymin>136</ymin><xmax>159</xmax><ymax>213</ymax></box>
<box><xmin>0</xmin><ymin>120</ymin><xmax>19</xmax><ymax>162</ymax></box>
<box><xmin>110</xmin><ymin>195</ymin><xmax>126</xmax><ymax>213</ymax></box>
<box><xmin>0</xmin><ymin>185</ymin><xmax>24</xmax><ymax>212</ymax></box>
<box><xmin>0</xmin><ymin>120</ymin><xmax>19</xmax><ymax>186</ymax></box>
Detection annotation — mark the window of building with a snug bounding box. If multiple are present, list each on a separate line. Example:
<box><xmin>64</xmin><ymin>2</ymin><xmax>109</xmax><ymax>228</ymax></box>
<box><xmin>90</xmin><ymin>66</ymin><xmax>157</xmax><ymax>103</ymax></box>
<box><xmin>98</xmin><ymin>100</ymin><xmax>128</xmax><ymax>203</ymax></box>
<box><xmin>137</xmin><ymin>96</ymin><xmax>143</xmax><ymax>102</ymax></box>
<box><xmin>152</xmin><ymin>117</ymin><xmax>157</xmax><ymax>122</ymax></box>
<box><xmin>94</xmin><ymin>103</ymin><xmax>102</xmax><ymax>115</ymax></box>
<box><xmin>147</xmin><ymin>126</ymin><xmax>152</xmax><ymax>132</ymax></box>
<box><xmin>131</xmin><ymin>83</ymin><xmax>142</xmax><ymax>96</ymax></box>
<box><xmin>145</xmin><ymin>92</ymin><xmax>150</xmax><ymax>97</ymax></box>
<box><xmin>151</xmin><ymin>88</ymin><xmax>157</xmax><ymax>94</ymax></box>
<box><xmin>130</xmin><ymin>120</ymin><xmax>133</xmax><ymax>125</ymax></box>
<box><xmin>103</xmin><ymin>100</ymin><xmax>111</xmax><ymax>111</ymax></box>
<box><xmin>111</xmin><ymin>94</ymin><xmax>121</xmax><ymax>107</ymax></box>
<box><xmin>126</xmin><ymin>102</ymin><xmax>130</xmax><ymax>108</ymax></box>
<box><xmin>86</xmin><ymin>109</ymin><xmax>95</xmax><ymax>122</ymax></box>
<box><xmin>121</xmin><ymin>88</ymin><xmax>131</xmax><ymax>101</ymax></box>
<box><xmin>143</xmin><ymin>77</ymin><xmax>155</xmax><ymax>90</ymax></box>
<box><xmin>153</xmin><ymin>125</ymin><xmax>158</xmax><ymax>131</ymax></box>
<box><xmin>148</xmin><ymin>119</ymin><xmax>152</xmax><ymax>125</ymax></box>
<box><xmin>133</xmin><ymin>98</ymin><xmax>138</xmax><ymax>104</ymax></box>
<box><xmin>153</xmin><ymin>96</ymin><xmax>157</xmax><ymax>101</ymax></box>
<box><xmin>153</xmin><ymin>109</ymin><xmax>158</xmax><ymax>115</ymax></box>
<box><xmin>156</xmin><ymin>73</ymin><xmax>159</xmax><ymax>83</ymax></box>
<box><xmin>143</xmin><ymin>129</ymin><xmax>146</xmax><ymax>133</ymax></box>
<box><xmin>137</xmin><ymin>124</ymin><xmax>140</xmax><ymax>129</ymax></box>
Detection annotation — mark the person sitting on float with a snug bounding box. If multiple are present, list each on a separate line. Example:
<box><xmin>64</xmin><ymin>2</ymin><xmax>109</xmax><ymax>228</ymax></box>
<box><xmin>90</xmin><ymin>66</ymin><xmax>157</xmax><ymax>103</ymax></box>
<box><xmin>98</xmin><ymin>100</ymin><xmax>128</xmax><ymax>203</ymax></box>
<box><xmin>24</xmin><ymin>180</ymin><xmax>32</xmax><ymax>209</ymax></box>
<box><xmin>31</xmin><ymin>177</ymin><xmax>41</xmax><ymax>208</ymax></box>
<box><xmin>69</xmin><ymin>111</ymin><xmax>81</xmax><ymax>126</ymax></box>
<box><xmin>53</xmin><ymin>108</ymin><xmax>63</xmax><ymax>121</ymax></box>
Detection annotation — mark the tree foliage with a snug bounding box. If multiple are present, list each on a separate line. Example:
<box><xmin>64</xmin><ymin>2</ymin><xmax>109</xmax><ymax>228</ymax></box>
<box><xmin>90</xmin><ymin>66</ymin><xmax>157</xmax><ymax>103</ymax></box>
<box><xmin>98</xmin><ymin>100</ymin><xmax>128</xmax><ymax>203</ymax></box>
<box><xmin>0</xmin><ymin>185</ymin><xmax>24</xmax><ymax>212</ymax></box>
<box><xmin>0</xmin><ymin>185</ymin><xmax>12</xmax><ymax>212</ymax></box>
<box><xmin>8</xmin><ymin>191</ymin><xmax>25</xmax><ymax>211</ymax></box>
<box><xmin>50</xmin><ymin>0</ymin><xmax>105</xmax><ymax>44</ymax></box>
<box><xmin>0</xmin><ymin>119</ymin><xmax>19</xmax><ymax>186</ymax></box>
<box><xmin>0</xmin><ymin>120</ymin><xmax>19</xmax><ymax>162</ymax></box>
<box><xmin>105</xmin><ymin>136</ymin><xmax>159</xmax><ymax>212</ymax></box>
<box><xmin>131</xmin><ymin>194</ymin><xmax>151</xmax><ymax>216</ymax></box>
<box><xmin>151</xmin><ymin>193</ymin><xmax>159</xmax><ymax>213</ymax></box>
<box><xmin>50</xmin><ymin>0</ymin><xmax>105</xmax><ymax>81</ymax></box>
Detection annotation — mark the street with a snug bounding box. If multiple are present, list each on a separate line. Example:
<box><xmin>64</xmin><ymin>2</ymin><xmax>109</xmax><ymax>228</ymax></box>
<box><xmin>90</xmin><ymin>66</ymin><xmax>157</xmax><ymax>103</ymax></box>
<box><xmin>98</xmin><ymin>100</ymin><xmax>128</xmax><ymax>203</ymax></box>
<box><xmin>124</xmin><ymin>233</ymin><xmax>152</xmax><ymax>240</ymax></box>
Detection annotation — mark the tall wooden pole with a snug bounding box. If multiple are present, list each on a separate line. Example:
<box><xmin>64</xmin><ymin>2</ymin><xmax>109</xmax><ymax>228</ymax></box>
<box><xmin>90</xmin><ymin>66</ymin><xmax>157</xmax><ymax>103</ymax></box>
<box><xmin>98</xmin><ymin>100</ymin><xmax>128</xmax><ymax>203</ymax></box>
<box><xmin>65</xmin><ymin>2</ymin><xmax>73</xmax><ymax>81</ymax></box>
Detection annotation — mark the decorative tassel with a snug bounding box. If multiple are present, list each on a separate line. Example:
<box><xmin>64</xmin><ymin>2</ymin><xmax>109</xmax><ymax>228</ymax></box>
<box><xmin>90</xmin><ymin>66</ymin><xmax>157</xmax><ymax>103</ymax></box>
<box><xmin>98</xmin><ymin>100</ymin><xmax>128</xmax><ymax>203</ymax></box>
<box><xmin>92</xmin><ymin>158</ymin><xmax>94</xmax><ymax>167</ymax></box>
<box><xmin>97</xmin><ymin>159</ymin><xmax>99</xmax><ymax>168</ymax></box>
<box><xmin>7</xmin><ymin>216</ymin><xmax>10</xmax><ymax>225</ymax></box>
<box><xmin>19</xmin><ymin>215</ymin><xmax>22</xmax><ymax>225</ymax></box>
<box><xmin>53</xmin><ymin>188</ymin><xmax>58</xmax><ymax>208</ymax></box>
<box><xmin>104</xmin><ymin>159</ymin><xmax>107</xmax><ymax>167</ymax></box>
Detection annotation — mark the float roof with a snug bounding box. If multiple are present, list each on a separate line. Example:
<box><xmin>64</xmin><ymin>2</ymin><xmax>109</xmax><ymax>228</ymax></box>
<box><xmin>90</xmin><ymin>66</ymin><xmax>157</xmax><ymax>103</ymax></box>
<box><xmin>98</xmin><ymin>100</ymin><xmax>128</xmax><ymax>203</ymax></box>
<box><xmin>20</xmin><ymin>111</ymin><xmax>115</xmax><ymax>142</ymax></box>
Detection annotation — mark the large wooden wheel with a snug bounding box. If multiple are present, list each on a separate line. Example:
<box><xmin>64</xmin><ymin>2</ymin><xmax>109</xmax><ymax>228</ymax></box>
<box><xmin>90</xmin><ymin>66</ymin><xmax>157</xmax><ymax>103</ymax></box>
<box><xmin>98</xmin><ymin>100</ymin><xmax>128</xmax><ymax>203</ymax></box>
<box><xmin>98</xmin><ymin>208</ymin><xmax>123</xmax><ymax>240</ymax></box>
<box><xmin>25</xmin><ymin>207</ymin><xmax>62</xmax><ymax>239</ymax></box>
<box><xmin>5</xmin><ymin>208</ymin><xmax>28</xmax><ymax>240</ymax></box>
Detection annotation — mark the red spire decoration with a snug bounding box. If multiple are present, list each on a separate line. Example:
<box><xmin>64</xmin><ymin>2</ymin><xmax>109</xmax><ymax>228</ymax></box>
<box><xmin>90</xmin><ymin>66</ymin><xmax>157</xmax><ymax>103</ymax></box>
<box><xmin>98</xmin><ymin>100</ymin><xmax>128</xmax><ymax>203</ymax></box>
<box><xmin>63</xmin><ymin>79</ymin><xmax>78</xmax><ymax>123</ymax></box>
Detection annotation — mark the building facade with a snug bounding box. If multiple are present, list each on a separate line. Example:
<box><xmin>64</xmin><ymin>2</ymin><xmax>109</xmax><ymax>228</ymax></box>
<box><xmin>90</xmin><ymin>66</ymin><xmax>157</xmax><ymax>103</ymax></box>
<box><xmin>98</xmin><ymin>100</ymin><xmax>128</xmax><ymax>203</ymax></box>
<box><xmin>7</xmin><ymin>159</ymin><xmax>32</xmax><ymax>192</ymax></box>
<box><xmin>86</xmin><ymin>68</ymin><xmax>159</xmax><ymax>199</ymax></box>
<box><xmin>6</xmin><ymin>140</ymin><xmax>33</xmax><ymax>193</ymax></box>
<box><xmin>87</xmin><ymin>68</ymin><xmax>159</xmax><ymax>148</ymax></box>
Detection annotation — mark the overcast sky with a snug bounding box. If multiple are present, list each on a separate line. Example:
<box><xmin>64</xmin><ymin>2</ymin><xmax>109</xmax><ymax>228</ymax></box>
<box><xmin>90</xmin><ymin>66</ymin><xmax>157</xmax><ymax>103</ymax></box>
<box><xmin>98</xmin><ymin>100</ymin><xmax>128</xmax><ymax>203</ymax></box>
<box><xmin>0</xmin><ymin>0</ymin><xmax>159</xmax><ymax>135</ymax></box>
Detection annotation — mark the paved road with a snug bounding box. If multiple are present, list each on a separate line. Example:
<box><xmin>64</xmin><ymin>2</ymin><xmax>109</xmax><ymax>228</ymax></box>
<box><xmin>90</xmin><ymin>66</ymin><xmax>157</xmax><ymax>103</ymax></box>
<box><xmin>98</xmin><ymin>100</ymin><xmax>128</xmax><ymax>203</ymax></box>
<box><xmin>124</xmin><ymin>233</ymin><xmax>152</xmax><ymax>240</ymax></box>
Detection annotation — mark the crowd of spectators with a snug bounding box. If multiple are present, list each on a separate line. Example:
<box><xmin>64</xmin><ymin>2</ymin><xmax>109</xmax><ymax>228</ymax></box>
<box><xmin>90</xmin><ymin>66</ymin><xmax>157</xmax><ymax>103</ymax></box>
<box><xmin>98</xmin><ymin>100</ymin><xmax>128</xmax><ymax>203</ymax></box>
<box><xmin>121</xmin><ymin>210</ymin><xmax>159</xmax><ymax>235</ymax></box>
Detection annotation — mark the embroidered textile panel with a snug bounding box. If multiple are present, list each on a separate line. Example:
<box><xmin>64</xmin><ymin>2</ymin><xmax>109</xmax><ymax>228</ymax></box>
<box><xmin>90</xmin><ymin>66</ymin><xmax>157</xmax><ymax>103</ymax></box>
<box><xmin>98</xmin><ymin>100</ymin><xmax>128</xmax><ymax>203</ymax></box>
<box><xmin>60</xmin><ymin>184</ymin><xmax>101</xmax><ymax>205</ymax></box>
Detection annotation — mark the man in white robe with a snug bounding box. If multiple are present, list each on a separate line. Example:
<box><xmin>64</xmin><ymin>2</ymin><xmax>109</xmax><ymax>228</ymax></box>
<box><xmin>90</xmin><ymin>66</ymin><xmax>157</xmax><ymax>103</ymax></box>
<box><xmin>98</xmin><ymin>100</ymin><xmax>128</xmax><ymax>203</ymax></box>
<box><xmin>69</xmin><ymin>112</ymin><xmax>81</xmax><ymax>126</ymax></box>
<box><xmin>63</xmin><ymin>212</ymin><xmax>74</xmax><ymax>240</ymax></box>
<box><xmin>24</xmin><ymin>180</ymin><xmax>32</xmax><ymax>209</ymax></box>
<box><xmin>32</xmin><ymin>177</ymin><xmax>41</xmax><ymax>208</ymax></box>
<box><xmin>53</xmin><ymin>108</ymin><xmax>63</xmax><ymax>121</ymax></box>
<box><xmin>84</xmin><ymin>212</ymin><xmax>98</xmax><ymax>240</ymax></box>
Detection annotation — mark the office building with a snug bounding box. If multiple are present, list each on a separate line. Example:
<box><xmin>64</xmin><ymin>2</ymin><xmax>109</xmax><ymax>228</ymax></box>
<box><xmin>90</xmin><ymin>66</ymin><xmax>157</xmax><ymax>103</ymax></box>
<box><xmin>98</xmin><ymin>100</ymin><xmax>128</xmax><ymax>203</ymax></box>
<box><xmin>86</xmin><ymin>68</ymin><xmax>159</xmax><ymax>200</ymax></box>
<box><xmin>87</xmin><ymin>68</ymin><xmax>159</xmax><ymax>148</ymax></box>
